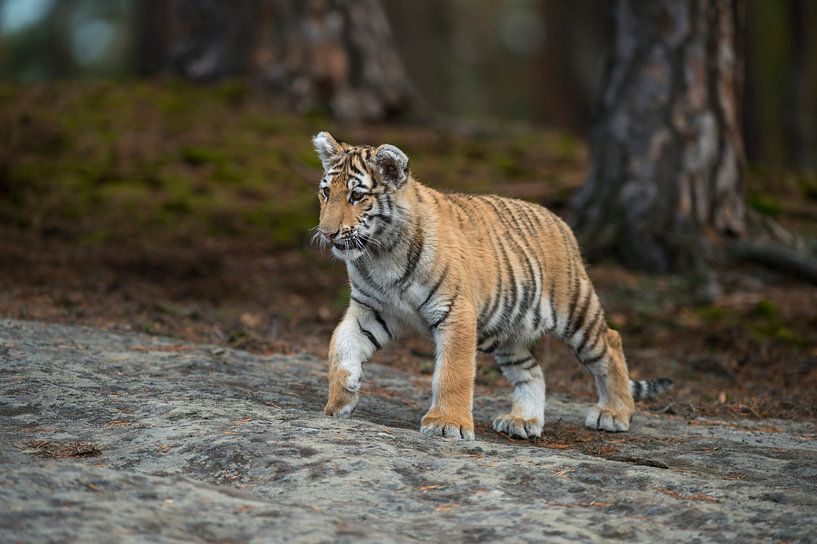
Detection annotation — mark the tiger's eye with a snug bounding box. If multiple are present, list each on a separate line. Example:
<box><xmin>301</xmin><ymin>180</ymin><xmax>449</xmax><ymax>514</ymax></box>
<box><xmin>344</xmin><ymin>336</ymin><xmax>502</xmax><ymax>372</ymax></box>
<box><xmin>321</xmin><ymin>187</ymin><xmax>330</xmax><ymax>199</ymax></box>
<box><xmin>350</xmin><ymin>191</ymin><xmax>365</xmax><ymax>203</ymax></box>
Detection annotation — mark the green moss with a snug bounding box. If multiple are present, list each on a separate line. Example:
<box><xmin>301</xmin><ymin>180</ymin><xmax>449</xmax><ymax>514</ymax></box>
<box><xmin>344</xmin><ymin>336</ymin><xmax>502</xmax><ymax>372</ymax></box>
<box><xmin>491</xmin><ymin>152</ymin><xmax>524</xmax><ymax>179</ymax></box>
<box><xmin>296</xmin><ymin>146</ymin><xmax>323</xmax><ymax>170</ymax></box>
<box><xmin>227</xmin><ymin>329</ymin><xmax>248</xmax><ymax>344</ymax></box>
<box><xmin>180</xmin><ymin>146</ymin><xmax>229</xmax><ymax>167</ymax></box>
<box><xmin>694</xmin><ymin>305</ymin><xmax>730</xmax><ymax>322</ymax></box>
<box><xmin>213</xmin><ymin>80</ymin><xmax>249</xmax><ymax>106</ymax></box>
<box><xmin>747</xmin><ymin>194</ymin><xmax>783</xmax><ymax>218</ymax></box>
<box><xmin>553</xmin><ymin>133</ymin><xmax>580</xmax><ymax>161</ymax></box>
<box><xmin>751</xmin><ymin>299</ymin><xmax>778</xmax><ymax>319</ymax></box>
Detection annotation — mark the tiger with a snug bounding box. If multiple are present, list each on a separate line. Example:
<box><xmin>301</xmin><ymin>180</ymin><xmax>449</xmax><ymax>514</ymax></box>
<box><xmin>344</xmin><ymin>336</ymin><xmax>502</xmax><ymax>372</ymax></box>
<box><xmin>313</xmin><ymin>131</ymin><xmax>672</xmax><ymax>441</ymax></box>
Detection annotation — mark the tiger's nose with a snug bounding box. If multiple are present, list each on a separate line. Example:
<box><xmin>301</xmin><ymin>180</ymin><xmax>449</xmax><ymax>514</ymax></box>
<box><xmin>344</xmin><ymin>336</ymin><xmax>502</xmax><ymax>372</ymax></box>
<box><xmin>320</xmin><ymin>228</ymin><xmax>340</xmax><ymax>240</ymax></box>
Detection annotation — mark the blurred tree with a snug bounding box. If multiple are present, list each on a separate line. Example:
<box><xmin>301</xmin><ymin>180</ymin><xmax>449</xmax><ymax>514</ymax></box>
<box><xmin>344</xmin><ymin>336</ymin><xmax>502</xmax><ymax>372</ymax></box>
<box><xmin>784</xmin><ymin>0</ymin><xmax>817</xmax><ymax>171</ymax></box>
<box><xmin>571</xmin><ymin>0</ymin><xmax>746</xmax><ymax>273</ymax></box>
<box><xmin>133</xmin><ymin>0</ymin><xmax>414</xmax><ymax>122</ymax></box>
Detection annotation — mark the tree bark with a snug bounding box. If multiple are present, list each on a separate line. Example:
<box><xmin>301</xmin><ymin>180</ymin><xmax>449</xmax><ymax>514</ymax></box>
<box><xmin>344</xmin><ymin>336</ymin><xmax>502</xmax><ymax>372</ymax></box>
<box><xmin>135</xmin><ymin>0</ymin><xmax>414</xmax><ymax>122</ymax></box>
<box><xmin>570</xmin><ymin>0</ymin><xmax>746</xmax><ymax>272</ymax></box>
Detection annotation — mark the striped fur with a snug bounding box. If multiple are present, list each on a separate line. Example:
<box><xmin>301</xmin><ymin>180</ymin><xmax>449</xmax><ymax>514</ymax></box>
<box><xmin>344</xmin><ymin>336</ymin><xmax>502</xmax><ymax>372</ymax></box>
<box><xmin>314</xmin><ymin>132</ymin><xmax>672</xmax><ymax>440</ymax></box>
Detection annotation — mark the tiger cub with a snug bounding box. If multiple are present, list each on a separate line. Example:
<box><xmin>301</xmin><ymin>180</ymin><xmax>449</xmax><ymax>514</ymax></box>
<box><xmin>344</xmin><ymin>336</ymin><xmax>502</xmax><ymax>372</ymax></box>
<box><xmin>313</xmin><ymin>132</ymin><xmax>671</xmax><ymax>440</ymax></box>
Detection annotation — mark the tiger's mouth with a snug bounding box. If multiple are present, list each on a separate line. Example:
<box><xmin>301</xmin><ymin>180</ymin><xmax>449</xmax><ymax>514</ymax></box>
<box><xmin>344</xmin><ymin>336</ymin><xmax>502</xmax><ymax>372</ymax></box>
<box><xmin>332</xmin><ymin>236</ymin><xmax>369</xmax><ymax>252</ymax></box>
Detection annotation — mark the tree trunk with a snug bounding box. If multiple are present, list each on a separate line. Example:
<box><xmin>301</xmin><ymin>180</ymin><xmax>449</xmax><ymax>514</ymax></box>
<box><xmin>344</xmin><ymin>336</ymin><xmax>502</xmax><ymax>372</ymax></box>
<box><xmin>570</xmin><ymin>0</ymin><xmax>746</xmax><ymax>272</ymax></box>
<box><xmin>136</xmin><ymin>0</ymin><xmax>414</xmax><ymax>122</ymax></box>
<box><xmin>784</xmin><ymin>0</ymin><xmax>817</xmax><ymax>171</ymax></box>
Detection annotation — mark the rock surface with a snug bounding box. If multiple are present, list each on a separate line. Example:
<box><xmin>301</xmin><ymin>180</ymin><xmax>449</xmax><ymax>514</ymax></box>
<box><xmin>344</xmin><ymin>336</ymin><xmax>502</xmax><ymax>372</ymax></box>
<box><xmin>1</xmin><ymin>318</ymin><xmax>816</xmax><ymax>543</ymax></box>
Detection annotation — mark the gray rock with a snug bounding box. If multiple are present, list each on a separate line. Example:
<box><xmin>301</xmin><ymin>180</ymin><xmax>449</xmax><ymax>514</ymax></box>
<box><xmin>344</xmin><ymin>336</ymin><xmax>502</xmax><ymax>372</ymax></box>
<box><xmin>1</xmin><ymin>319</ymin><xmax>816</xmax><ymax>543</ymax></box>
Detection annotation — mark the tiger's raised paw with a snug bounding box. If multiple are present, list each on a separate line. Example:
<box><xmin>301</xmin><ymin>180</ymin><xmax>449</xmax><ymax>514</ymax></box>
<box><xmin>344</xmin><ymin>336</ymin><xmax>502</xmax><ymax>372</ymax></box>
<box><xmin>420</xmin><ymin>413</ymin><xmax>475</xmax><ymax>441</ymax></box>
<box><xmin>585</xmin><ymin>406</ymin><xmax>632</xmax><ymax>432</ymax></box>
<box><xmin>492</xmin><ymin>414</ymin><xmax>543</xmax><ymax>439</ymax></box>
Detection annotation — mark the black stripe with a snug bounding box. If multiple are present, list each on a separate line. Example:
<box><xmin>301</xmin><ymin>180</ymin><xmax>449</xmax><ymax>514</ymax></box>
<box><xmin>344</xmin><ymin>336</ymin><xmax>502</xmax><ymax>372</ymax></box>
<box><xmin>575</xmin><ymin>309</ymin><xmax>604</xmax><ymax>356</ymax></box>
<box><xmin>518</xmin><ymin>205</ymin><xmax>541</xmax><ymax>235</ymax></box>
<box><xmin>351</xmin><ymin>294</ymin><xmax>376</xmax><ymax>311</ymax></box>
<box><xmin>521</xmin><ymin>359</ymin><xmax>538</xmax><ymax>371</ymax></box>
<box><xmin>548</xmin><ymin>283</ymin><xmax>557</xmax><ymax>330</ymax></box>
<box><xmin>552</xmin><ymin>219</ymin><xmax>575</xmax><ymax>334</ymax></box>
<box><xmin>430</xmin><ymin>293</ymin><xmax>458</xmax><ymax>330</ymax></box>
<box><xmin>351</xmin><ymin>260</ymin><xmax>387</xmax><ymax>295</ymax></box>
<box><xmin>563</xmin><ymin>278</ymin><xmax>582</xmax><ymax>338</ymax></box>
<box><xmin>372</xmin><ymin>312</ymin><xmax>392</xmax><ymax>340</ymax></box>
<box><xmin>446</xmin><ymin>197</ymin><xmax>467</xmax><ymax>230</ymax></box>
<box><xmin>357</xmin><ymin>320</ymin><xmax>381</xmax><ymax>350</ymax></box>
<box><xmin>528</xmin><ymin>251</ymin><xmax>544</xmax><ymax>329</ymax></box>
<box><xmin>531</xmin><ymin>296</ymin><xmax>543</xmax><ymax>331</ymax></box>
<box><xmin>496</xmin><ymin>237</ymin><xmax>518</xmax><ymax>324</ymax></box>
<box><xmin>499</xmin><ymin>356</ymin><xmax>534</xmax><ymax>367</ymax></box>
<box><xmin>418</xmin><ymin>265</ymin><xmax>449</xmax><ymax>311</ymax></box>
<box><xmin>349</xmin><ymin>160</ymin><xmax>365</xmax><ymax>178</ymax></box>
<box><xmin>584</xmin><ymin>332</ymin><xmax>605</xmax><ymax>362</ymax></box>
<box><xmin>368</xmin><ymin>213</ymin><xmax>392</xmax><ymax>224</ymax></box>
<box><xmin>582</xmin><ymin>350</ymin><xmax>606</xmax><ymax>366</ymax></box>
<box><xmin>632</xmin><ymin>380</ymin><xmax>644</xmax><ymax>400</ymax></box>
<box><xmin>496</xmin><ymin>198</ymin><xmax>528</xmax><ymax>234</ymax></box>
<box><xmin>414</xmin><ymin>184</ymin><xmax>425</xmax><ymax>204</ymax></box>
<box><xmin>351</xmin><ymin>295</ymin><xmax>392</xmax><ymax>339</ymax></box>
<box><xmin>396</xmin><ymin>222</ymin><xmax>424</xmax><ymax>287</ymax></box>
<box><xmin>518</xmin><ymin>253</ymin><xmax>537</xmax><ymax>321</ymax></box>
<box><xmin>568</xmin><ymin>285</ymin><xmax>593</xmax><ymax>340</ymax></box>
<box><xmin>478</xmin><ymin>277</ymin><xmax>503</xmax><ymax>330</ymax></box>
<box><xmin>350</xmin><ymin>282</ymin><xmax>385</xmax><ymax>306</ymax></box>
<box><xmin>479</xmin><ymin>340</ymin><xmax>499</xmax><ymax>354</ymax></box>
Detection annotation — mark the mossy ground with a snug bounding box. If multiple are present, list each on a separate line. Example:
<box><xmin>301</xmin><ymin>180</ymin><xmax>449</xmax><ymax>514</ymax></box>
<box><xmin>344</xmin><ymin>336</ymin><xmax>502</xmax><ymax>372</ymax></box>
<box><xmin>0</xmin><ymin>81</ymin><xmax>815</xmax><ymax>421</ymax></box>
<box><xmin>0</xmin><ymin>80</ymin><xmax>583</xmax><ymax>247</ymax></box>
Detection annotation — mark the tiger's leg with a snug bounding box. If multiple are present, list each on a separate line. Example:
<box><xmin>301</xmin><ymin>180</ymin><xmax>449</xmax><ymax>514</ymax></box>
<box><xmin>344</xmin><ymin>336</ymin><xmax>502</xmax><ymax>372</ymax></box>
<box><xmin>324</xmin><ymin>299</ymin><xmax>397</xmax><ymax>418</ymax></box>
<box><xmin>491</xmin><ymin>345</ymin><xmax>545</xmax><ymax>439</ymax></box>
<box><xmin>571</xmin><ymin>325</ymin><xmax>635</xmax><ymax>432</ymax></box>
<box><xmin>420</xmin><ymin>305</ymin><xmax>477</xmax><ymax>440</ymax></box>
<box><xmin>562</xmin><ymin>279</ymin><xmax>634</xmax><ymax>432</ymax></box>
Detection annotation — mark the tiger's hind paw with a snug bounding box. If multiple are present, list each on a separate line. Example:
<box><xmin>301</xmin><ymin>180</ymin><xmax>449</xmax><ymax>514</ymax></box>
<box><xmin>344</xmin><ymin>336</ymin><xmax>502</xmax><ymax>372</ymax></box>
<box><xmin>585</xmin><ymin>406</ymin><xmax>632</xmax><ymax>432</ymax></box>
<box><xmin>492</xmin><ymin>414</ymin><xmax>543</xmax><ymax>439</ymax></box>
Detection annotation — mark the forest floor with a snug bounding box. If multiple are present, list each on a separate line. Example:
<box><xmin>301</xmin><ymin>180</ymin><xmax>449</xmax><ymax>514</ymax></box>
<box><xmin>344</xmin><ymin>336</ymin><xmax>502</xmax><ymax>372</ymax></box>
<box><xmin>1</xmin><ymin>81</ymin><xmax>817</xmax><ymax>425</ymax></box>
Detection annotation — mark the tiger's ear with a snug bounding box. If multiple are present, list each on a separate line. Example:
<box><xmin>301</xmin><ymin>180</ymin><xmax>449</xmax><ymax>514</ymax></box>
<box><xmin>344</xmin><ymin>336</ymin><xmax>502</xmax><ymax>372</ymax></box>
<box><xmin>312</xmin><ymin>131</ymin><xmax>344</xmax><ymax>170</ymax></box>
<box><xmin>374</xmin><ymin>144</ymin><xmax>409</xmax><ymax>189</ymax></box>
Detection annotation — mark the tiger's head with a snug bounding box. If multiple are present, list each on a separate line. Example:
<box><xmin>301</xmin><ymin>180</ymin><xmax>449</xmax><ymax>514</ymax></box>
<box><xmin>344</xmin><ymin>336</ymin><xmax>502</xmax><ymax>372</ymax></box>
<box><xmin>312</xmin><ymin>131</ymin><xmax>410</xmax><ymax>261</ymax></box>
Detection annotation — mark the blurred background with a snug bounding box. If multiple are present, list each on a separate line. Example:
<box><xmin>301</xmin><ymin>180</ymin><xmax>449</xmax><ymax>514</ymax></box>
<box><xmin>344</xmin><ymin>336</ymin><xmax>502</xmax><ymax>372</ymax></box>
<box><xmin>1</xmin><ymin>0</ymin><xmax>815</xmax><ymax>421</ymax></box>
<box><xmin>2</xmin><ymin>0</ymin><xmax>816</xmax><ymax>167</ymax></box>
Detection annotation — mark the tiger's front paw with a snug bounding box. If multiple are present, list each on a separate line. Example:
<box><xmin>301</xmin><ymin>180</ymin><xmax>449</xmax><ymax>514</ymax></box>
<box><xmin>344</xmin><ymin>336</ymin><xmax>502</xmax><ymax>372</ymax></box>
<box><xmin>420</xmin><ymin>411</ymin><xmax>475</xmax><ymax>440</ymax></box>
<box><xmin>585</xmin><ymin>405</ymin><xmax>632</xmax><ymax>432</ymax></box>
<box><xmin>492</xmin><ymin>414</ymin><xmax>543</xmax><ymax>439</ymax></box>
<box><xmin>324</xmin><ymin>387</ymin><xmax>359</xmax><ymax>418</ymax></box>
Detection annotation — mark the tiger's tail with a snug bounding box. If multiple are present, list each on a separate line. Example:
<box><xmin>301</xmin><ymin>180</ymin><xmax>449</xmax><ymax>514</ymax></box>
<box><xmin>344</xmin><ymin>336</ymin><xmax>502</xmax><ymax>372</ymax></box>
<box><xmin>629</xmin><ymin>378</ymin><xmax>673</xmax><ymax>401</ymax></box>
